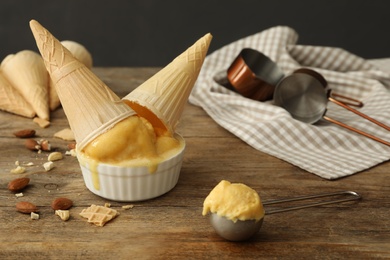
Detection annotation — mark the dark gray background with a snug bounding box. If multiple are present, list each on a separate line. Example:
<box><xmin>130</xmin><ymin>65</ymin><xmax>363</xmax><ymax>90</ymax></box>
<box><xmin>1</xmin><ymin>0</ymin><xmax>389</xmax><ymax>66</ymax></box>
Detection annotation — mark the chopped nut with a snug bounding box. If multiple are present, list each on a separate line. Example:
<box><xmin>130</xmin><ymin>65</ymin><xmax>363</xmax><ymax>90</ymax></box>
<box><xmin>15</xmin><ymin>193</ymin><xmax>24</xmax><ymax>198</ymax></box>
<box><xmin>55</xmin><ymin>210</ymin><xmax>70</xmax><ymax>221</ymax></box>
<box><xmin>10</xmin><ymin>166</ymin><xmax>26</xmax><ymax>174</ymax></box>
<box><xmin>15</xmin><ymin>161</ymin><xmax>19</xmax><ymax>166</ymax></box>
<box><xmin>65</xmin><ymin>149</ymin><xmax>77</xmax><ymax>157</ymax></box>
<box><xmin>122</xmin><ymin>205</ymin><xmax>134</xmax><ymax>210</ymax></box>
<box><xmin>39</xmin><ymin>139</ymin><xmax>51</xmax><ymax>151</ymax></box>
<box><xmin>31</xmin><ymin>212</ymin><xmax>40</xmax><ymax>220</ymax></box>
<box><xmin>25</xmin><ymin>162</ymin><xmax>34</xmax><ymax>166</ymax></box>
<box><xmin>48</xmin><ymin>152</ymin><xmax>63</xmax><ymax>161</ymax></box>
<box><xmin>33</xmin><ymin>117</ymin><xmax>50</xmax><ymax>128</ymax></box>
<box><xmin>43</xmin><ymin>161</ymin><xmax>54</xmax><ymax>171</ymax></box>
<box><xmin>104</xmin><ymin>203</ymin><xmax>111</xmax><ymax>208</ymax></box>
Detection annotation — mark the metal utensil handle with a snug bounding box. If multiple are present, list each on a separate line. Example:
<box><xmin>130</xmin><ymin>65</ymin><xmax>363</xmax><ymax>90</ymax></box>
<box><xmin>323</xmin><ymin>116</ymin><xmax>390</xmax><ymax>146</ymax></box>
<box><xmin>330</xmin><ymin>93</ymin><xmax>364</xmax><ymax>107</ymax></box>
<box><xmin>329</xmin><ymin>97</ymin><xmax>390</xmax><ymax>132</ymax></box>
<box><xmin>264</xmin><ymin>190</ymin><xmax>361</xmax><ymax>215</ymax></box>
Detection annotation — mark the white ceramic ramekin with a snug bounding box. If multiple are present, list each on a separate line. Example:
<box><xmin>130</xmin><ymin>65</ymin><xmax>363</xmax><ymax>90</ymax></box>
<box><xmin>77</xmin><ymin>136</ymin><xmax>185</xmax><ymax>201</ymax></box>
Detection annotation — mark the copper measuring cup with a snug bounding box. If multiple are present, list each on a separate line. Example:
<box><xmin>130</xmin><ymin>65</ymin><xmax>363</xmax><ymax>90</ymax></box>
<box><xmin>216</xmin><ymin>48</ymin><xmax>284</xmax><ymax>101</ymax></box>
<box><xmin>273</xmin><ymin>68</ymin><xmax>390</xmax><ymax>146</ymax></box>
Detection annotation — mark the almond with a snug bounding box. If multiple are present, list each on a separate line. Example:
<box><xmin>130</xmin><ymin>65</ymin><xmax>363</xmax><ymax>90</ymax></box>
<box><xmin>16</xmin><ymin>201</ymin><xmax>39</xmax><ymax>214</ymax></box>
<box><xmin>13</xmin><ymin>129</ymin><xmax>36</xmax><ymax>138</ymax></box>
<box><xmin>39</xmin><ymin>139</ymin><xmax>51</xmax><ymax>151</ymax></box>
<box><xmin>8</xmin><ymin>177</ymin><xmax>30</xmax><ymax>192</ymax></box>
<box><xmin>25</xmin><ymin>139</ymin><xmax>40</xmax><ymax>151</ymax></box>
<box><xmin>51</xmin><ymin>197</ymin><xmax>73</xmax><ymax>210</ymax></box>
<box><xmin>67</xmin><ymin>142</ymin><xmax>76</xmax><ymax>150</ymax></box>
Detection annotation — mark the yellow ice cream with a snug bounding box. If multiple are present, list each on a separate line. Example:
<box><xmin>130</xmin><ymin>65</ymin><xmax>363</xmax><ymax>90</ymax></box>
<box><xmin>202</xmin><ymin>180</ymin><xmax>265</xmax><ymax>222</ymax></box>
<box><xmin>78</xmin><ymin>115</ymin><xmax>183</xmax><ymax>190</ymax></box>
<box><xmin>82</xmin><ymin>115</ymin><xmax>182</xmax><ymax>167</ymax></box>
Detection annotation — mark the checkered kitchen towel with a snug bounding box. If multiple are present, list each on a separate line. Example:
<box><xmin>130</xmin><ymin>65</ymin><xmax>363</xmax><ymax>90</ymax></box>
<box><xmin>189</xmin><ymin>26</ymin><xmax>390</xmax><ymax>179</ymax></box>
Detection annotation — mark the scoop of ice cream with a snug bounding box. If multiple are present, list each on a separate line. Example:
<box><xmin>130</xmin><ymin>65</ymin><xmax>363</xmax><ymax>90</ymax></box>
<box><xmin>81</xmin><ymin>115</ymin><xmax>182</xmax><ymax>172</ymax></box>
<box><xmin>202</xmin><ymin>180</ymin><xmax>265</xmax><ymax>222</ymax></box>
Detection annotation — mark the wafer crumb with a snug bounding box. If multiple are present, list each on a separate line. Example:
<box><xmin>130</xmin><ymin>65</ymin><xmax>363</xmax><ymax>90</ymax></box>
<box><xmin>54</xmin><ymin>128</ymin><xmax>75</xmax><ymax>141</ymax></box>
<box><xmin>33</xmin><ymin>117</ymin><xmax>50</xmax><ymax>128</ymax></box>
<box><xmin>122</xmin><ymin>205</ymin><xmax>134</xmax><ymax>210</ymax></box>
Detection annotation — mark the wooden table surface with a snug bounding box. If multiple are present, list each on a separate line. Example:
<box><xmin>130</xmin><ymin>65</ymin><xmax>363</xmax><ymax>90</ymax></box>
<box><xmin>1</xmin><ymin>67</ymin><xmax>389</xmax><ymax>259</ymax></box>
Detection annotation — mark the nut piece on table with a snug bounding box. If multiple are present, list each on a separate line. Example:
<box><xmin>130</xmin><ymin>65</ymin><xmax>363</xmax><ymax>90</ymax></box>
<box><xmin>51</xmin><ymin>197</ymin><xmax>73</xmax><ymax>210</ymax></box>
<box><xmin>48</xmin><ymin>152</ymin><xmax>63</xmax><ymax>161</ymax></box>
<box><xmin>39</xmin><ymin>139</ymin><xmax>51</xmax><ymax>151</ymax></box>
<box><xmin>55</xmin><ymin>210</ymin><xmax>70</xmax><ymax>221</ymax></box>
<box><xmin>25</xmin><ymin>139</ymin><xmax>40</xmax><ymax>151</ymax></box>
<box><xmin>16</xmin><ymin>201</ymin><xmax>39</xmax><ymax>214</ymax></box>
<box><xmin>43</xmin><ymin>161</ymin><xmax>54</xmax><ymax>171</ymax></box>
<box><xmin>10</xmin><ymin>166</ymin><xmax>26</xmax><ymax>174</ymax></box>
<box><xmin>31</xmin><ymin>212</ymin><xmax>40</xmax><ymax>220</ymax></box>
<box><xmin>13</xmin><ymin>129</ymin><xmax>36</xmax><ymax>138</ymax></box>
<box><xmin>7</xmin><ymin>177</ymin><xmax>30</xmax><ymax>192</ymax></box>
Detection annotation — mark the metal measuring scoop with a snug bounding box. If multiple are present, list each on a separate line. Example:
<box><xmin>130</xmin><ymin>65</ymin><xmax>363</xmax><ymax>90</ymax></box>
<box><xmin>209</xmin><ymin>190</ymin><xmax>361</xmax><ymax>242</ymax></box>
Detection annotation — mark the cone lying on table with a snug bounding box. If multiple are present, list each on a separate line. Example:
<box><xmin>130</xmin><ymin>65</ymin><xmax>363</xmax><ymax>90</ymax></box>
<box><xmin>0</xmin><ymin>70</ymin><xmax>36</xmax><ymax>118</ymax></box>
<box><xmin>49</xmin><ymin>40</ymin><xmax>93</xmax><ymax>111</ymax></box>
<box><xmin>30</xmin><ymin>19</ymin><xmax>136</xmax><ymax>150</ymax></box>
<box><xmin>123</xmin><ymin>33</ymin><xmax>212</xmax><ymax>135</ymax></box>
<box><xmin>1</xmin><ymin>50</ymin><xmax>50</xmax><ymax>120</ymax></box>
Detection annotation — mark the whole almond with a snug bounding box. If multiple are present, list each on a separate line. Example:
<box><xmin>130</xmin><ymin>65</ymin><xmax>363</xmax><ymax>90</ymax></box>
<box><xmin>25</xmin><ymin>139</ymin><xmax>40</xmax><ymax>151</ymax></box>
<box><xmin>16</xmin><ymin>201</ymin><xmax>39</xmax><ymax>214</ymax></box>
<box><xmin>13</xmin><ymin>129</ymin><xmax>36</xmax><ymax>138</ymax></box>
<box><xmin>8</xmin><ymin>177</ymin><xmax>30</xmax><ymax>192</ymax></box>
<box><xmin>51</xmin><ymin>197</ymin><xmax>73</xmax><ymax>210</ymax></box>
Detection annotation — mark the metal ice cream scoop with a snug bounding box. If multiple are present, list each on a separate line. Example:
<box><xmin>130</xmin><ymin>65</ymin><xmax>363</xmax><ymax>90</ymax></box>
<box><xmin>209</xmin><ymin>190</ymin><xmax>361</xmax><ymax>242</ymax></box>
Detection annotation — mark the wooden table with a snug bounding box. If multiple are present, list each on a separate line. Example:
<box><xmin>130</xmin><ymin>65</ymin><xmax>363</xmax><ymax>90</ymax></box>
<box><xmin>1</xmin><ymin>67</ymin><xmax>389</xmax><ymax>259</ymax></box>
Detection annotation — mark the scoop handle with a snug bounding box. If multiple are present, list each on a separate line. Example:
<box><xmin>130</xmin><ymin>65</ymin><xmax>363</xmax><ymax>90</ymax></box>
<box><xmin>323</xmin><ymin>115</ymin><xmax>390</xmax><ymax>147</ymax></box>
<box><xmin>264</xmin><ymin>190</ymin><xmax>361</xmax><ymax>215</ymax></box>
<box><xmin>328</xmin><ymin>97</ymin><xmax>390</xmax><ymax>131</ymax></box>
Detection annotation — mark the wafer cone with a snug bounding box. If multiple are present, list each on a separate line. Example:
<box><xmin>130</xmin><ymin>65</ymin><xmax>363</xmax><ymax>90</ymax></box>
<box><xmin>123</xmin><ymin>33</ymin><xmax>212</xmax><ymax>134</ymax></box>
<box><xmin>1</xmin><ymin>50</ymin><xmax>50</xmax><ymax>120</ymax></box>
<box><xmin>0</xmin><ymin>70</ymin><xmax>35</xmax><ymax>118</ymax></box>
<box><xmin>30</xmin><ymin>19</ymin><xmax>136</xmax><ymax>150</ymax></box>
<box><xmin>49</xmin><ymin>40</ymin><xmax>93</xmax><ymax>111</ymax></box>
<box><xmin>61</xmin><ymin>40</ymin><xmax>93</xmax><ymax>69</ymax></box>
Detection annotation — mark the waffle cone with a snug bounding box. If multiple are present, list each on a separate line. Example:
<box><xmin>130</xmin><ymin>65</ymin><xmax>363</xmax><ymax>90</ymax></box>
<box><xmin>0</xmin><ymin>70</ymin><xmax>35</xmax><ymax>118</ymax></box>
<box><xmin>1</xmin><ymin>50</ymin><xmax>50</xmax><ymax>120</ymax></box>
<box><xmin>49</xmin><ymin>40</ymin><xmax>93</xmax><ymax>111</ymax></box>
<box><xmin>123</xmin><ymin>33</ymin><xmax>212</xmax><ymax>134</ymax></box>
<box><xmin>61</xmin><ymin>40</ymin><xmax>93</xmax><ymax>69</ymax></box>
<box><xmin>30</xmin><ymin>19</ymin><xmax>136</xmax><ymax>150</ymax></box>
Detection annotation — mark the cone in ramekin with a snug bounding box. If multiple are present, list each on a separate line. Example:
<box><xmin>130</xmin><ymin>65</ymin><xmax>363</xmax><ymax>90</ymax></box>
<box><xmin>49</xmin><ymin>40</ymin><xmax>93</xmax><ymax>111</ymax></box>
<box><xmin>1</xmin><ymin>50</ymin><xmax>50</xmax><ymax>120</ymax></box>
<box><xmin>29</xmin><ymin>19</ymin><xmax>136</xmax><ymax>150</ymax></box>
<box><xmin>123</xmin><ymin>33</ymin><xmax>212</xmax><ymax>135</ymax></box>
<box><xmin>0</xmin><ymin>70</ymin><xmax>35</xmax><ymax>118</ymax></box>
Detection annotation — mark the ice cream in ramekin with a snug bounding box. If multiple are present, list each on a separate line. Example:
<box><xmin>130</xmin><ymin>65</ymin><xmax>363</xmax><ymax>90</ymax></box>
<box><xmin>30</xmin><ymin>19</ymin><xmax>211</xmax><ymax>201</ymax></box>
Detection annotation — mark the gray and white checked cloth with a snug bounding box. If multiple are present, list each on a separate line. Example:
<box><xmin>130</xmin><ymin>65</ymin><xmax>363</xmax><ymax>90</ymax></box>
<box><xmin>189</xmin><ymin>26</ymin><xmax>390</xmax><ymax>179</ymax></box>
